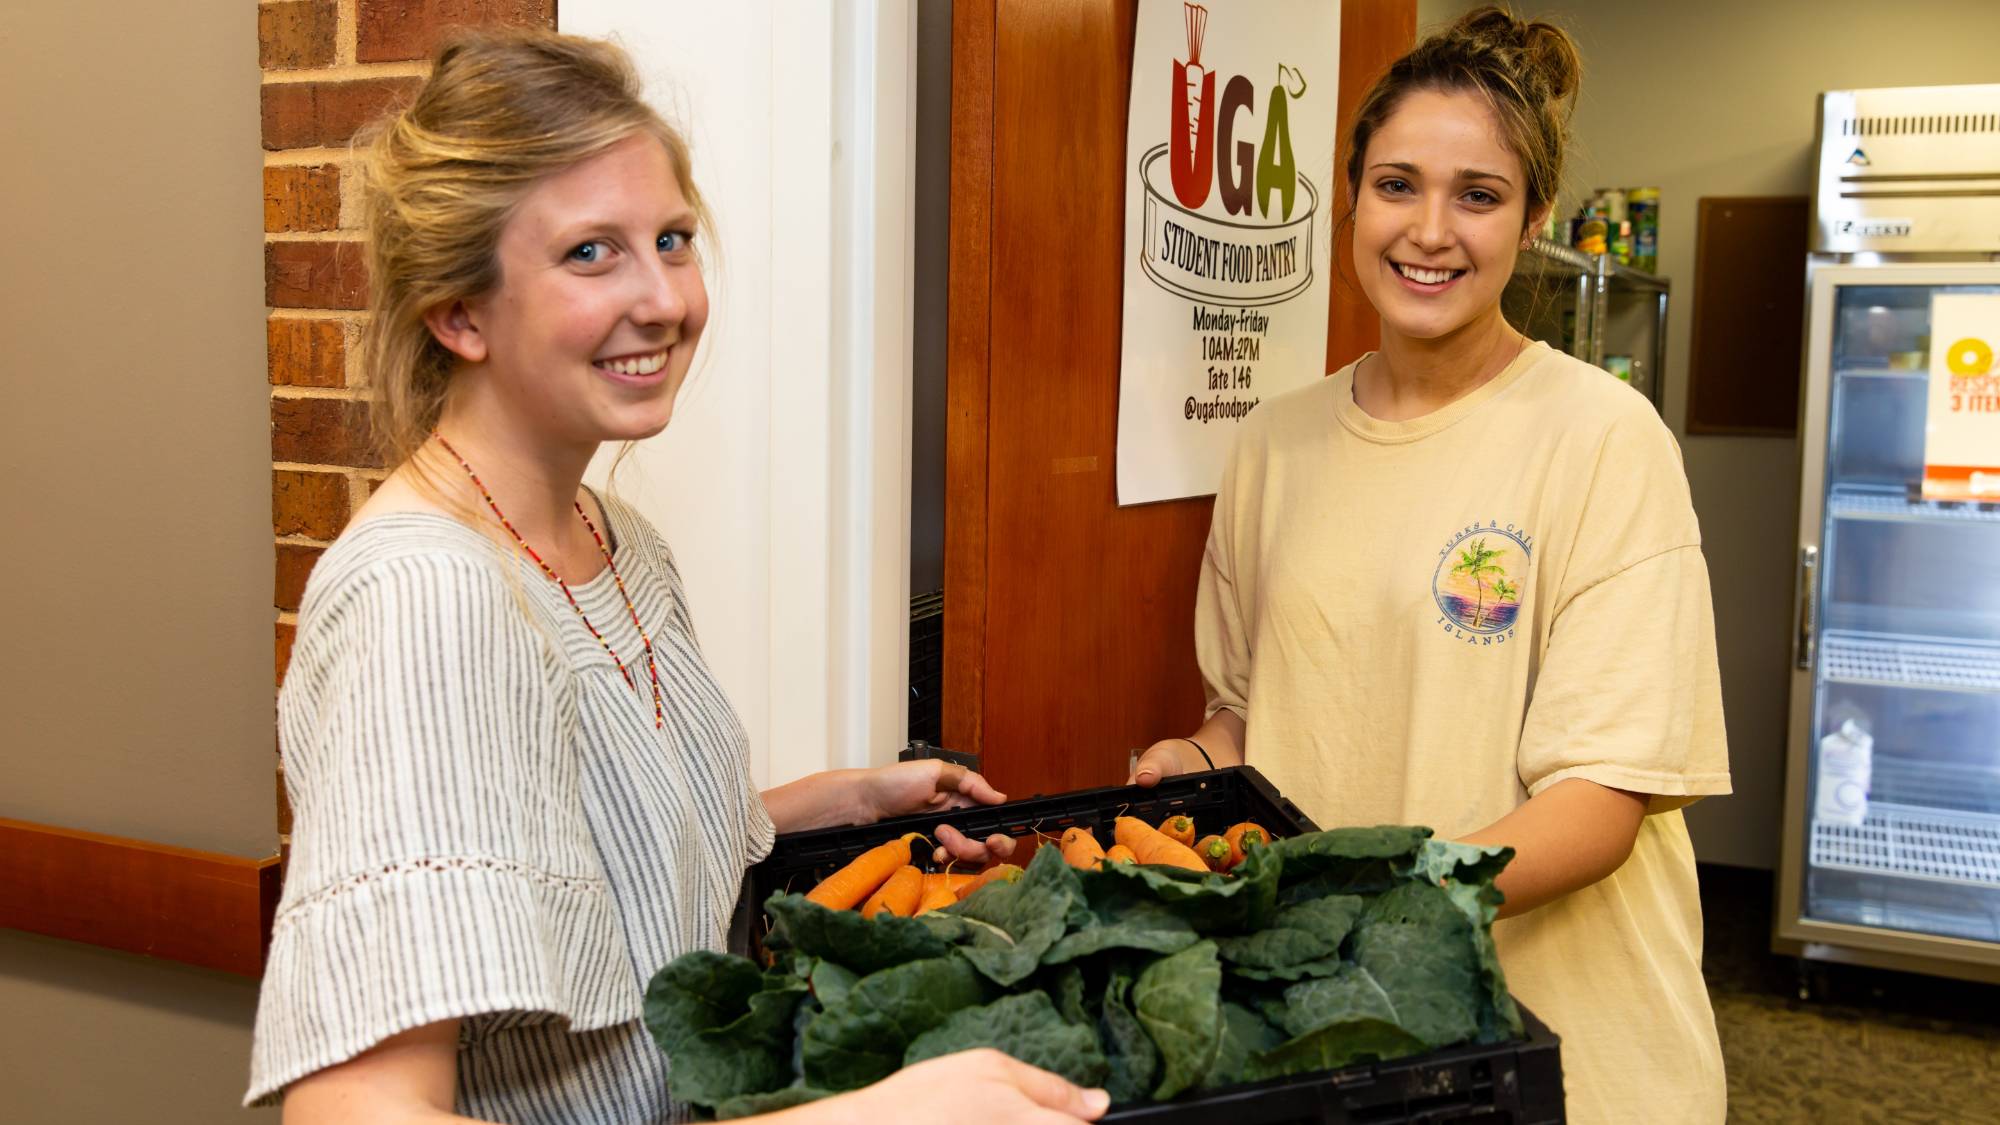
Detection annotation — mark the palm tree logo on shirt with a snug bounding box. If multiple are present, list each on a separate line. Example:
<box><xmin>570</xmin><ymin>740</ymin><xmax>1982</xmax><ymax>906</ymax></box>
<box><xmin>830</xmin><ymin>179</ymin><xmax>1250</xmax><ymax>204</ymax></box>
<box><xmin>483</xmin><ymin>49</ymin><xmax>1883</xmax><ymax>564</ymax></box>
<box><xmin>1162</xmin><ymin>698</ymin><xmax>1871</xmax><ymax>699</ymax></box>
<box><xmin>1450</xmin><ymin>540</ymin><xmax>1508</xmax><ymax>629</ymax></box>
<box><xmin>1432</xmin><ymin>525</ymin><xmax>1531</xmax><ymax>638</ymax></box>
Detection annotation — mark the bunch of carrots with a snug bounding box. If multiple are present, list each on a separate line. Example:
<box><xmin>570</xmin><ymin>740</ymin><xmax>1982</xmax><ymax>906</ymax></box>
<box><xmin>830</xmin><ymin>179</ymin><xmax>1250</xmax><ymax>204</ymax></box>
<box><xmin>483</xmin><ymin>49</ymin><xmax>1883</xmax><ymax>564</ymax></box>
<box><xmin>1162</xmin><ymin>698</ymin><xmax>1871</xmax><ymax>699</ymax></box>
<box><xmin>803</xmin><ymin>816</ymin><xmax>1274</xmax><ymax>920</ymax></box>
<box><xmin>803</xmin><ymin>833</ymin><xmax>1022</xmax><ymax>919</ymax></box>
<box><xmin>1060</xmin><ymin>815</ymin><xmax>1269</xmax><ymax>875</ymax></box>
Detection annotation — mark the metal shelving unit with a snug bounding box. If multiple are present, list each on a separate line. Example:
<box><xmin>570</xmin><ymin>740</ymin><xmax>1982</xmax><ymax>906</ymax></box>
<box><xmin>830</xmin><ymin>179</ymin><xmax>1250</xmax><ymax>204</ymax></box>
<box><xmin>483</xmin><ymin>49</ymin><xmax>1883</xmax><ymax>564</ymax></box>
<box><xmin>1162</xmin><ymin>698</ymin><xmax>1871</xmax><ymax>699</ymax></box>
<box><xmin>1502</xmin><ymin>239</ymin><xmax>1669</xmax><ymax>412</ymax></box>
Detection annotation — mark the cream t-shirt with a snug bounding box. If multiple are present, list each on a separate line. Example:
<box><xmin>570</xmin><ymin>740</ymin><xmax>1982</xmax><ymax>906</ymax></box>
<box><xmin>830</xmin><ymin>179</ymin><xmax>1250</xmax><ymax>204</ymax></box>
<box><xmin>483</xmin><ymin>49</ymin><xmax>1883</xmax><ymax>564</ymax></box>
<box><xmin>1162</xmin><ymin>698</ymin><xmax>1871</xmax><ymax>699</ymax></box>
<box><xmin>1197</xmin><ymin>342</ymin><xmax>1731</xmax><ymax>1123</ymax></box>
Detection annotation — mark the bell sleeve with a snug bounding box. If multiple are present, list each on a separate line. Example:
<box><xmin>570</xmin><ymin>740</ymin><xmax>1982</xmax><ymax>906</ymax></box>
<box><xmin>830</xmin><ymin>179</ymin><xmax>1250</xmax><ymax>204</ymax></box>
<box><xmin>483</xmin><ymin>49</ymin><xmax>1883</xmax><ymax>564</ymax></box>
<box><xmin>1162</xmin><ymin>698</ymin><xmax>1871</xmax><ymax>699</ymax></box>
<box><xmin>246</xmin><ymin>551</ymin><xmax>639</xmax><ymax>1105</ymax></box>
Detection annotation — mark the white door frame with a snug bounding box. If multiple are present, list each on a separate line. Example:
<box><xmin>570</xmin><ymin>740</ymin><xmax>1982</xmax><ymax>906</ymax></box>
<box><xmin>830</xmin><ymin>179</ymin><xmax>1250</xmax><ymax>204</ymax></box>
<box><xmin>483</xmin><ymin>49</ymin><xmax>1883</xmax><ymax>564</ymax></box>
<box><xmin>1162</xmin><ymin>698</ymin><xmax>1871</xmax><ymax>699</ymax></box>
<box><xmin>568</xmin><ymin>1</ymin><xmax>916</xmax><ymax>783</ymax></box>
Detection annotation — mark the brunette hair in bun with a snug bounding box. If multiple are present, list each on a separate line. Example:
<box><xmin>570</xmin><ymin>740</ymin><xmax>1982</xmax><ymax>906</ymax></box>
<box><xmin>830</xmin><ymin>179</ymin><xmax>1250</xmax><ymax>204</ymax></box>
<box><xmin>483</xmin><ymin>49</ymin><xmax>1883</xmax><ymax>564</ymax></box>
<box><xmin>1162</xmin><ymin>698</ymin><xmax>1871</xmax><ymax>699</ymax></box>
<box><xmin>1341</xmin><ymin>5</ymin><xmax>1582</xmax><ymax>229</ymax></box>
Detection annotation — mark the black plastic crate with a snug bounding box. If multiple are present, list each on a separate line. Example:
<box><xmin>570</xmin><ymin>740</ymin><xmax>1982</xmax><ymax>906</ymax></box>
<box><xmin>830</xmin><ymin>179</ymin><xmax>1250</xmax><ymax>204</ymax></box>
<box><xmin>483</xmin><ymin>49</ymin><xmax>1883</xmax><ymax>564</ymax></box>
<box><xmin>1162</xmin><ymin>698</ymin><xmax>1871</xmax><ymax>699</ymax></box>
<box><xmin>1100</xmin><ymin>1006</ymin><xmax>1563</xmax><ymax>1124</ymax></box>
<box><xmin>744</xmin><ymin>766</ymin><xmax>1566</xmax><ymax>1124</ymax></box>
<box><xmin>749</xmin><ymin>766</ymin><xmax>1318</xmax><ymax>902</ymax></box>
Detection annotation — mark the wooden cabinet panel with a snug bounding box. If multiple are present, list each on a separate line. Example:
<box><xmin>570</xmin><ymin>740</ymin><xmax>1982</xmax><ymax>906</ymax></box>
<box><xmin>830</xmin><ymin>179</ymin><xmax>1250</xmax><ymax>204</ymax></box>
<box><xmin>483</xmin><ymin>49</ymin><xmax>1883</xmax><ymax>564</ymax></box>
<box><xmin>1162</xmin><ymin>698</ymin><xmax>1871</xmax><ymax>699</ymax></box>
<box><xmin>1688</xmin><ymin>195</ymin><xmax>1809</xmax><ymax>436</ymax></box>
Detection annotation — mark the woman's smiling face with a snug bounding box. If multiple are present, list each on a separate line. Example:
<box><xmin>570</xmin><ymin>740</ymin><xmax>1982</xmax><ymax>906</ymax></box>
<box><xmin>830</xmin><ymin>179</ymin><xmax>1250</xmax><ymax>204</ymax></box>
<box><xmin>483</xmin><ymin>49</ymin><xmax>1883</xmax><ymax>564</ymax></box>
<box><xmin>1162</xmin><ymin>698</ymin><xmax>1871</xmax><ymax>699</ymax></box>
<box><xmin>1351</xmin><ymin>88</ymin><xmax>1538</xmax><ymax>345</ymax></box>
<box><xmin>457</xmin><ymin>132</ymin><xmax>708</xmax><ymax>448</ymax></box>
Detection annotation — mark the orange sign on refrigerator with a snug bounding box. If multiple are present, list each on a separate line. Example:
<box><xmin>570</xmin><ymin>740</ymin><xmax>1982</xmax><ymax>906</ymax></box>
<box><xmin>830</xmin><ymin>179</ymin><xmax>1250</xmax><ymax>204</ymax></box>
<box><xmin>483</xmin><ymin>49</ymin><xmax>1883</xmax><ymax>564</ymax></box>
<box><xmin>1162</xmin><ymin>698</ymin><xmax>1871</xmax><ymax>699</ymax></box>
<box><xmin>1921</xmin><ymin>293</ymin><xmax>2000</xmax><ymax>501</ymax></box>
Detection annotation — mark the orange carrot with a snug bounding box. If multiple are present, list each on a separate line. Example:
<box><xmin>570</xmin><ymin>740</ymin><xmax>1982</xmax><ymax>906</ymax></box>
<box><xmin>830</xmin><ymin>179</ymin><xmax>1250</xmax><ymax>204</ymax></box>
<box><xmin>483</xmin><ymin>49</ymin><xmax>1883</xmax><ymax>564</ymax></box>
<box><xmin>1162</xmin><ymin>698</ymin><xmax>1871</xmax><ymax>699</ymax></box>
<box><xmin>1103</xmin><ymin>844</ymin><xmax>1138</xmax><ymax>866</ymax></box>
<box><xmin>1115</xmin><ymin>816</ymin><xmax>1207</xmax><ymax>872</ymax></box>
<box><xmin>1158</xmin><ymin>814</ymin><xmax>1196</xmax><ymax>846</ymax></box>
<box><xmin>916</xmin><ymin>880</ymin><xmax>960</xmax><ymax>916</ymax></box>
<box><xmin>1060</xmin><ymin>827</ymin><xmax>1106</xmax><ymax>869</ymax></box>
<box><xmin>954</xmin><ymin>863</ymin><xmax>1024</xmax><ymax>901</ymax></box>
<box><xmin>861</xmin><ymin>865</ymin><xmax>923</xmax><ymax>918</ymax></box>
<box><xmin>921</xmin><ymin>871</ymin><xmax>977</xmax><ymax>899</ymax></box>
<box><xmin>1222</xmin><ymin>822</ymin><xmax>1269</xmax><ymax>869</ymax></box>
<box><xmin>1193</xmin><ymin>834</ymin><xmax>1232</xmax><ymax>872</ymax></box>
<box><xmin>806</xmin><ymin>832</ymin><xmax>918</xmax><ymax>910</ymax></box>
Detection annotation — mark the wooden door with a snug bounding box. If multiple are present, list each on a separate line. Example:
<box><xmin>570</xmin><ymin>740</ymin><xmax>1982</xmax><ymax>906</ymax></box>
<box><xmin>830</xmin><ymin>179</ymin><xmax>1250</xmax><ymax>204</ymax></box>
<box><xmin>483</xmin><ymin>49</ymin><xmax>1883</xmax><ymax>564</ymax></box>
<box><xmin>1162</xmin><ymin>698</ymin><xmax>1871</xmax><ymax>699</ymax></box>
<box><xmin>945</xmin><ymin>0</ymin><xmax>1417</xmax><ymax>798</ymax></box>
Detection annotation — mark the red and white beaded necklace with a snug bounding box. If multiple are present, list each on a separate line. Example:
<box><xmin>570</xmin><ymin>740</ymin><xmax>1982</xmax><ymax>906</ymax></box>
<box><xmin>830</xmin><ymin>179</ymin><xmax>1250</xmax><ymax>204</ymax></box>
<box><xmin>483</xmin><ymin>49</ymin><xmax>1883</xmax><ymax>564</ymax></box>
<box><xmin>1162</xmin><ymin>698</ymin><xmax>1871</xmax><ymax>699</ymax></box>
<box><xmin>433</xmin><ymin>432</ymin><xmax>664</xmax><ymax>729</ymax></box>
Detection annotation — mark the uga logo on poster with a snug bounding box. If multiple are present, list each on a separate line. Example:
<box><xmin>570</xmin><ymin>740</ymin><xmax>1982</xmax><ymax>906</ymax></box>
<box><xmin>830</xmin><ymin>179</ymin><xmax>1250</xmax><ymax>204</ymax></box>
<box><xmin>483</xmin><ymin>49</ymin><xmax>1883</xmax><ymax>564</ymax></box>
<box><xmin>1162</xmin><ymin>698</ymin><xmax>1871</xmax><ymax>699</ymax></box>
<box><xmin>1117</xmin><ymin>1</ymin><xmax>1340</xmax><ymax>506</ymax></box>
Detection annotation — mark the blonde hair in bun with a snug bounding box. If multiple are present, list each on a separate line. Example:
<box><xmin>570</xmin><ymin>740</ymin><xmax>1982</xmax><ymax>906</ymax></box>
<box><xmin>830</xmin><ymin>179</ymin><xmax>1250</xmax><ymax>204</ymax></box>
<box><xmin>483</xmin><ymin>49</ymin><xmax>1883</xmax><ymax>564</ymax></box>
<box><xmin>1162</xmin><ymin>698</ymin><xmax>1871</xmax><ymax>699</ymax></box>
<box><xmin>354</xmin><ymin>29</ymin><xmax>711</xmax><ymax>476</ymax></box>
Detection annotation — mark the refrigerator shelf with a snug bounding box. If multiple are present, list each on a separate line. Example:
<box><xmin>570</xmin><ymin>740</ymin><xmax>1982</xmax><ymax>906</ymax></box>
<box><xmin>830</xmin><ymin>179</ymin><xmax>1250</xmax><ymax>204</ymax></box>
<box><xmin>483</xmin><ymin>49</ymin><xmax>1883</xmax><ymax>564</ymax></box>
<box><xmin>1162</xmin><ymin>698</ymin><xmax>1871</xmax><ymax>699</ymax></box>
<box><xmin>1821</xmin><ymin>631</ymin><xmax>2000</xmax><ymax>693</ymax></box>
<box><xmin>1835</xmin><ymin>367</ymin><xmax>1927</xmax><ymax>382</ymax></box>
<box><xmin>1869</xmin><ymin>758</ymin><xmax>2000</xmax><ymax>815</ymax></box>
<box><xmin>1827</xmin><ymin>485</ymin><xmax>2000</xmax><ymax>525</ymax></box>
<box><xmin>1810</xmin><ymin>803</ymin><xmax>2000</xmax><ymax>888</ymax></box>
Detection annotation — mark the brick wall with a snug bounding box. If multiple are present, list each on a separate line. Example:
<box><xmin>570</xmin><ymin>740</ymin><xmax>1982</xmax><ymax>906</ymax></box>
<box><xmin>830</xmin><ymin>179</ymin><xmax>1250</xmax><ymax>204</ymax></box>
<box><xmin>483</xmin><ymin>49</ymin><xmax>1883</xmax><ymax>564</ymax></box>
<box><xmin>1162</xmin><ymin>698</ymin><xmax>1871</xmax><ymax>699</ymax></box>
<box><xmin>260</xmin><ymin>0</ymin><xmax>555</xmax><ymax>844</ymax></box>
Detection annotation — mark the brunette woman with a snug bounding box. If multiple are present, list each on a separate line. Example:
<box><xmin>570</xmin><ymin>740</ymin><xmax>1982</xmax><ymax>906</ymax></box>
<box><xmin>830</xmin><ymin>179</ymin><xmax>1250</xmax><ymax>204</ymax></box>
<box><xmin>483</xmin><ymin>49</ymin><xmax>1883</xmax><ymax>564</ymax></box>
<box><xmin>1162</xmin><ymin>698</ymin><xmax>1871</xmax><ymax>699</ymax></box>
<box><xmin>1132</xmin><ymin>9</ymin><xmax>1729</xmax><ymax>1121</ymax></box>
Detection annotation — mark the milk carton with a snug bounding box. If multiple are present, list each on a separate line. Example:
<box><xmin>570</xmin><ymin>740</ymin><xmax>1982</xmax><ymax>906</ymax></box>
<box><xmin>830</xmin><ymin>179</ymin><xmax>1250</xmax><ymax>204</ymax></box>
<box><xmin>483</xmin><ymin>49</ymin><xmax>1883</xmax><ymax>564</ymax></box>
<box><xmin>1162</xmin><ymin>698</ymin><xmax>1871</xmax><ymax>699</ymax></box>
<box><xmin>1815</xmin><ymin>719</ymin><xmax>1874</xmax><ymax>827</ymax></box>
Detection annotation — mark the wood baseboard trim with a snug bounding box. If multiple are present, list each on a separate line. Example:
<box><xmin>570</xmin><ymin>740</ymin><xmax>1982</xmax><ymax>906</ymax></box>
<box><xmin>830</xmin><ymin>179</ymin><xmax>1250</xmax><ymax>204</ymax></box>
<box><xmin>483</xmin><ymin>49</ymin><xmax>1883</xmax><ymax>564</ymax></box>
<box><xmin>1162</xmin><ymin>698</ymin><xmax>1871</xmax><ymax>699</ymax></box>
<box><xmin>0</xmin><ymin>818</ymin><xmax>281</xmax><ymax>977</ymax></box>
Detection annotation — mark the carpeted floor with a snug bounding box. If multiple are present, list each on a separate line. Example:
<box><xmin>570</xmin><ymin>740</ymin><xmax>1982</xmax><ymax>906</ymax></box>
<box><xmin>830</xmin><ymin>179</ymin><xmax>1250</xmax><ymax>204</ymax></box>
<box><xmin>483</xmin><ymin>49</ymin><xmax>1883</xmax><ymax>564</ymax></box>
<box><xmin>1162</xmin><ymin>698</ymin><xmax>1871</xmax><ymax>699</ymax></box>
<box><xmin>1698</xmin><ymin>864</ymin><xmax>2000</xmax><ymax>1123</ymax></box>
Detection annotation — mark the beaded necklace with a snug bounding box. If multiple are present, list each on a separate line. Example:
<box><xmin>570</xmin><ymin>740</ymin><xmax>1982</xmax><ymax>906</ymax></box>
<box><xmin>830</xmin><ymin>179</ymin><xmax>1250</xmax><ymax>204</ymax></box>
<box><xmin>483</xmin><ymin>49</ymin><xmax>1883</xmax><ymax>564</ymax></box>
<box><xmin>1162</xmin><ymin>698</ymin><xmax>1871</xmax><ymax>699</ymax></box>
<box><xmin>433</xmin><ymin>433</ymin><xmax>665</xmax><ymax>729</ymax></box>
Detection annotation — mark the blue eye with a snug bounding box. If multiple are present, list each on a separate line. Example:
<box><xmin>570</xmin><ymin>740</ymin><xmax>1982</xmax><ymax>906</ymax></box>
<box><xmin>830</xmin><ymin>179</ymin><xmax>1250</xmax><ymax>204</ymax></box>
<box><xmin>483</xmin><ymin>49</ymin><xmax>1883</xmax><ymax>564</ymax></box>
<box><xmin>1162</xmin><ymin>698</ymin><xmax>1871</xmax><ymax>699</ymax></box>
<box><xmin>568</xmin><ymin>241</ymin><xmax>603</xmax><ymax>263</ymax></box>
<box><xmin>658</xmin><ymin>231</ymin><xmax>691</xmax><ymax>254</ymax></box>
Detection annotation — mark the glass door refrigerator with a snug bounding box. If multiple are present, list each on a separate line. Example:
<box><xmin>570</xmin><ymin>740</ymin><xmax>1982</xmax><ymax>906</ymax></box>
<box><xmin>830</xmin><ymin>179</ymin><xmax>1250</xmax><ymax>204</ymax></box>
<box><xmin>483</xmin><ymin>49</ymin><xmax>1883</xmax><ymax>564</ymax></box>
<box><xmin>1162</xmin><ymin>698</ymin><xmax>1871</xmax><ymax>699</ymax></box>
<box><xmin>1778</xmin><ymin>83</ymin><xmax>2000</xmax><ymax>986</ymax></box>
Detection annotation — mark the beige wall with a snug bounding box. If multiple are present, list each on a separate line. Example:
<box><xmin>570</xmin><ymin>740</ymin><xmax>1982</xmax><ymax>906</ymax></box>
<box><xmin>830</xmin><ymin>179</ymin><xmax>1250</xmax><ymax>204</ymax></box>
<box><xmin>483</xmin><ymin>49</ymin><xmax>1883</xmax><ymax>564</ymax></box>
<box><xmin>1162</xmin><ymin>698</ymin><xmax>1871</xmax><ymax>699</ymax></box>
<box><xmin>2</xmin><ymin>0</ymin><xmax>275</xmax><ymax>854</ymax></box>
<box><xmin>0</xmin><ymin>930</ymin><xmax>270</xmax><ymax>1122</ymax></box>
<box><xmin>1414</xmin><ymin>0</ymin><xmax>2000</xmax><ymax>869</ymax></box>
<box><xmin>0</xmin><ymin>0</ymin><xmax>277</xmax><ymax>1120</ymax></box>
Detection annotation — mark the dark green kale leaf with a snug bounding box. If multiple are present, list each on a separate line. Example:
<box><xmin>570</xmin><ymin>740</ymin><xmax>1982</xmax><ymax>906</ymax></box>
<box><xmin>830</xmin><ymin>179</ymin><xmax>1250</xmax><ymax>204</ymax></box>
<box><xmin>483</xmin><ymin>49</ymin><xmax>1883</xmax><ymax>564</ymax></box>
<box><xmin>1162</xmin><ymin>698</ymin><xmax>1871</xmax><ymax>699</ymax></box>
<box><xmin>1404</xmin><ymin>839</ymin><xmax>1513</xmax><ymax>902</ymax></box>
<box><xmin>798</xmin><ymin>955</ymin><xmax>987</xmax><ymax>1091</ymax></box>
<box><xmin>1226</xmin><ymin>954</ymin><xmax>1348</xmax><ymax>983</ymax></box>
<box><xmin>762</xmin><ymin>892</ymin><xmax>952</xmax><ymax>975</ymax></box>
<box><xmin>1471</xmin><ymin>925</ymin><xmax>1523</xmax><ymax>1042</ymax></box>
<box><xmin>904</xmin><ymin>992</ymin><xmax>1110</xmax><ymax>1087</ymax></box>
<box><xmin>789</xmin><ymin>995</ymin><xmax>820</xmax><ymax>1080</ymax></box>
<box><xmin>1349</xmin><ymin>920</ymin><xmax>1479</xmax><ymax>1049</ymax></box>
<box><xmin>1241</xmin><ymin>1017</ymin><xmax>1428</xmax><ymax>1081</ymax></box>
<box><xmin>1361</xmin><ymin>880</ymin><xmax>1467</xmax><ymax>930</ymax></box>
<box><xmin>1043</xmin><ymin>896</ymin><xmax>1199</xmax><ymax>965</ymax></box>
<box><xmin>944</xmin><ymin>846</ymin><xmax>1083</xmax><ymax>986</ymax></box>
<box><xmin>644</xmin><ymin>950</ymin><xmax>766</xmax><ymax>1051</ymax></box>
<box><xmin>1277</xmin><ymin>966</ymin><xmax>1400</xmax><ymax>1037</ymax></box>
<box><xmin>1098</xmin><ymin>961</ymin><xmax>1158</xmax><ymax>1105</ymax></box>
<box><xmin>1082</xmin><ymin>841</ymin><xmax>1280</xmax><ymax>934</ymax></box>
<box><xmin>644</xmin><ymin>951</ymin><xmax>809</xmax><ymax>1108</ymax></box>
<box><xmin>1046</xmin><ymin>962</ymin><xmax>1091</xmax><ymax>1026</ymax></box>
<box><xmin>1397</xmin><ymin>842</ymin><xmax>1522</xmax><ymax>1044</ymax></box>
<box><xmin>1269</xmin><ymin>826</ymin><xmax>1433</xmax><ymax>900</ymax></box>
<box><xmin>1249</xmin><ymin>990</ymin><xmax>1292</xmax><ymax>1031</ymax></box>
<box><xmin>1197</xmin><ymin>1002</ymin><xmax>1287</xmax><ymax>1092</ymax></box>
<box><xmin>1213</xmin><ymin>894</ymin><xmax>1365</xmax><ymax>971</ymax></box>
<box><xmin>1132</xmin><ymin>940</ymin><xmax>1223</xmax><ymax>1099</ymax></box>
<box><xmin>797</xmin><ymin>1008</ymin><xmax>900</xmax><ymax>1093</ymax></box>
<box><xmin>808</xmin><ymin>959</ymin><xmax>859</xmax><ymax>1012</ymax></box>
<box><xmin>848</xmin><ymin>955</ymin><xmax>988</xmax><ymax>1040</ymax></box>
<box><xmin>713</xmin><ymin>1085</ymin><xmax>833</xmax><ymax>1120</ymax></box>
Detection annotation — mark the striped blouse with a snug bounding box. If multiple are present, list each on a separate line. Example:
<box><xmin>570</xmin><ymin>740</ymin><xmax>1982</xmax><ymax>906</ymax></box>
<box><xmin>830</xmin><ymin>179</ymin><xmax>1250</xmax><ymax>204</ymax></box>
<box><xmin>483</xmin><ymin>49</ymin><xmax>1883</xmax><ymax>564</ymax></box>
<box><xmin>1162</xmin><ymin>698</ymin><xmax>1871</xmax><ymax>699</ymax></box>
<box><xmin>247</xmin><ymin>496</ymin><xmax>776</xmax><ymax>1123</ymax></box>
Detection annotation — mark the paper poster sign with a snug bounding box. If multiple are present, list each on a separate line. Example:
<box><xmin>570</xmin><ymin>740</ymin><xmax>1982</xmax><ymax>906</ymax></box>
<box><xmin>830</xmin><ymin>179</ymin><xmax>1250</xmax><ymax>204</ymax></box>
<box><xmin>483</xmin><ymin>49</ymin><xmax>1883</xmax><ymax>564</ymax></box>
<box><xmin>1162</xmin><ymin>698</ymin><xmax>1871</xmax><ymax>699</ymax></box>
<box><xmin>1922</xmin><ymin>293</ymin><xmax>2000</xmax><ymax>501</ymax></box>
<box><xmin>1115</xmin><ymin>1</ymin><xmax>1339</xmax><ymax>506</ymax></box>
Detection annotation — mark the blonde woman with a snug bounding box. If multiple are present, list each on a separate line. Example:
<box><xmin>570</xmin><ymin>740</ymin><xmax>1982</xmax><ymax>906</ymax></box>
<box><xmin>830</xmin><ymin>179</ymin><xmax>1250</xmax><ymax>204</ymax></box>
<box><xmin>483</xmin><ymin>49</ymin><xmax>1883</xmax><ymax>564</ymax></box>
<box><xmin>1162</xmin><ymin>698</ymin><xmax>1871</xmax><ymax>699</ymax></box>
<box><xmin>1132</xmin><ymin>8</ymin><xmax>1729</xmax><ymax>1122</ymax></box>
<box><xmin>248</xmin><ymin>31</ymin><xmax>1106</xmax><ymax>1125</ymax></box>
